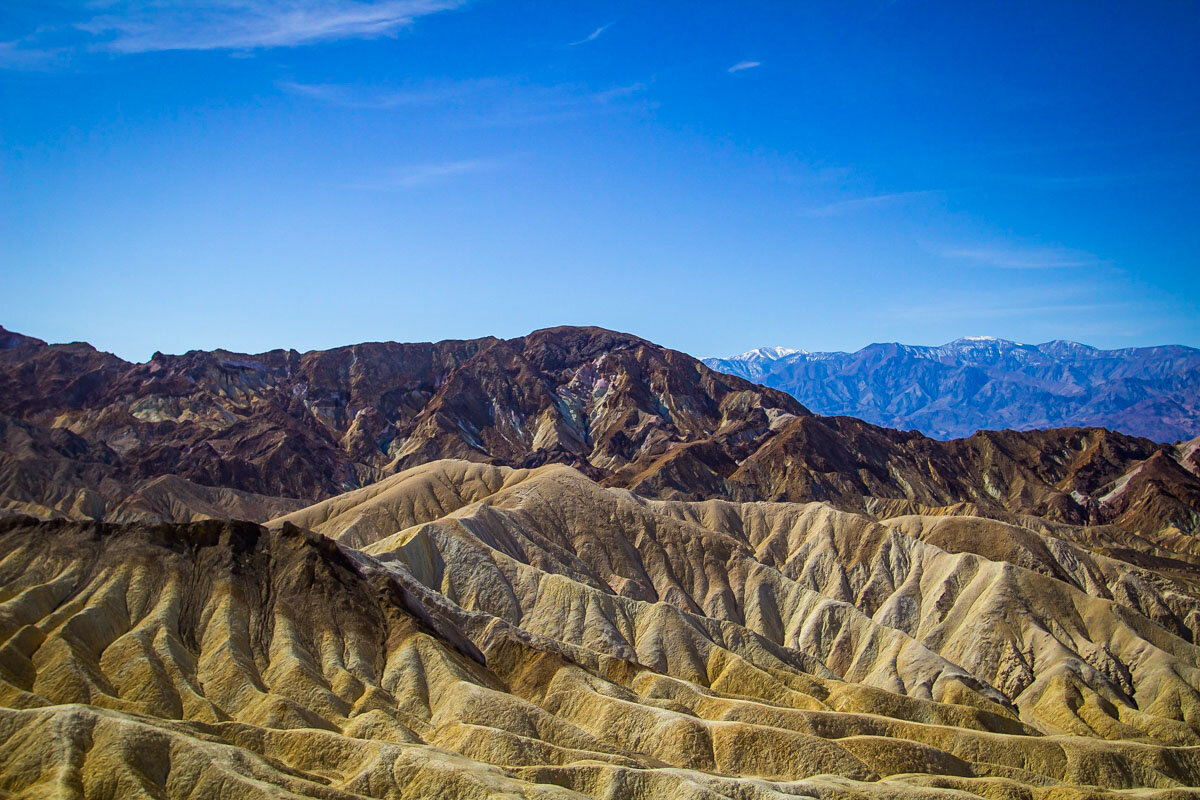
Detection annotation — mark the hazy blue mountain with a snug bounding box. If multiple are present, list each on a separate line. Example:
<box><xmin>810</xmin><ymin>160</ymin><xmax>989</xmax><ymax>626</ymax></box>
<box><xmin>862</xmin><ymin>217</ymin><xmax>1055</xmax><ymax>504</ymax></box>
<box><xmin>705</xmin><ymin>336</ymin><xmax>1200</xmax><ymax>442</ymax></box>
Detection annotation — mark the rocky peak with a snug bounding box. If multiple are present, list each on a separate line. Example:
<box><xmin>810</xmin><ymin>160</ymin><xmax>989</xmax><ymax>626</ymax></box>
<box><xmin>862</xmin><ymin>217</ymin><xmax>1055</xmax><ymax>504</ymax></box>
<box><xmin>0</xmin><ymin>326</ymin><xmax>47</xmax><ymax>351</ymax></box>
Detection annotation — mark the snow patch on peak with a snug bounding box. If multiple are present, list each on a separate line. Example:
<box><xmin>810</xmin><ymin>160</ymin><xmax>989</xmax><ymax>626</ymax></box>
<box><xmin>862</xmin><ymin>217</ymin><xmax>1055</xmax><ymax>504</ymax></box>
<box><xmin>947</xmin><ymin>336</ymin><xmax>1021</xmax><ymax>346</ymax></box>
<box><xmin>1039</xmin><ymin>339</ymin><xmax>1095</xmax><ymax>351</ymax></box>
<box><xmin>732</xmin><ymin>346</ymin><xmax>806</xmax><ymax>361</ymax></box>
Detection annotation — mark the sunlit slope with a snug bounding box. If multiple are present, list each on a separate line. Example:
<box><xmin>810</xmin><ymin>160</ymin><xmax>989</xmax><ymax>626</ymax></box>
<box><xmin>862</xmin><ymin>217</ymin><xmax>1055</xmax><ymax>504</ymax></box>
<box><xmin>271</xmin><ymin>459</ymin><xmax>530</xmax><ymax>548</ymax></box>
<box><xmin>343</xmin><ymin>463</ymin><xmax>1200</xmax><ymax>744</ymax></box>
<box><xmin>3</xmin><ymin>460</ymin><xmax>1200</xmax><ymax>798</ymax></box>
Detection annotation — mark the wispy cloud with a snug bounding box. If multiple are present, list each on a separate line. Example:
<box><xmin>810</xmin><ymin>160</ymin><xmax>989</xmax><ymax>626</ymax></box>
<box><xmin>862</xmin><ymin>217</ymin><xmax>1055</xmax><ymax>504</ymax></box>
<box><xmin>728</xmin><ymin>60</ymin><xmax>761</xmax><ymax>73</ymax></box>
<box><xmin>349</xmin><ymin>158</ymin><xmax>504</xmax><ymax>189</ymax></box>
<box><xmin>882</xmin><ymin>282</ymin><xmax>1159</xmax><ymax>341</ymax></box>
<box><xmin>592</xmin><ymin>82</ymin><xmax>645</xmax><ymax>103</ymax></box>
<box><xmin>932</xmin><ymin>243</ymin><xmax>1101</xmax><ymax>269</ymax></box>
<box><xmin>278</xmin><ymin>78</ymin><xmax>497</xmax><ymax>109</ymax></box>
<box><xmin>996</xmin><ymin>166</ymin><xmax>1200</xmax><ymax>189</ymax></box>
<box><xmin>889</xmin><ymin>301</ymin><xmax>1134</xmax><ymax>320</ymax></box>
<box><xmin>570</xmin><ymin>23</ymin><xmax>613</xmax><ymax>46</ymax></box>
<box><xmin>800</xmin><ymin>190</ymin><xmax>938</xmax><ymax>218</ymax></box>
<box><xmin>283</xmin><ymin>77</ymin><xmax>650</xmax><ymax>126</ymax></box>
<box><xmin>92</xmin><ymin>0</ymin><xmax>465</xmax><ymax>53</ymax></box>
<box><xmin>391</xmin><ymin>158</ymin><xmax>501</xmax><ymax>187</ymax></box>
<box><xmin>0</xmin><ymin>39</ymin><xmax>67</xmax><ymax>70</ymax></box>
<box><xmin>1</xmin><ymin>0</ymin><xmax>466</xmax><ymax>58</ymax></box>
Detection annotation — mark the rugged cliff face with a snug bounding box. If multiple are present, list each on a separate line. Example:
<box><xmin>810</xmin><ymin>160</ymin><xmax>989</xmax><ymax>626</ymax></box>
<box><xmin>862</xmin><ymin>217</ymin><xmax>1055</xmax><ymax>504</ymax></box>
<box><xmin>1</xmin><ymin>324</ymin><xmax>1198</xmax><ymax>539</ymax></box>
<box><xmin>0</xmin><ymin>325</ymin><xmax>802</xmax><ymax>495</ymax></box>
<box><xmin>4</xmin><ymin>462</ymin><xmax>1200</xmax><ymax>799</ymax></box>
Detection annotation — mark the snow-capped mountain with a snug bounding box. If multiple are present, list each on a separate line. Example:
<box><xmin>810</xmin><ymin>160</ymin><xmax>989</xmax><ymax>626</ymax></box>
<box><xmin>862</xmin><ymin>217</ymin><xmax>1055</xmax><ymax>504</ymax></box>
<box><xmin>706</xmin><ymin>346</ymin><xmax>807</xmax><ymax>381</ymax></box>
<box><xmin>736</xmin><ymin>346</ymin><xmax>807</xmax><ymax>361</ymax></box>
<box><xmin>704</xmin><ymin>338</ymin><xmax>1200</xmax><ymax>441</ymax></box>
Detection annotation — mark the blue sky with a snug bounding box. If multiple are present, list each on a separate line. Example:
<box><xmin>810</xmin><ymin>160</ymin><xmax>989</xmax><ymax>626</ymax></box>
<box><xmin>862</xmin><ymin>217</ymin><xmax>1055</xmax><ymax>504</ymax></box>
<box><xmin>2</xmin><ymin>1</ymin><xmax>1198</xmax><ymax>361</ymax></box>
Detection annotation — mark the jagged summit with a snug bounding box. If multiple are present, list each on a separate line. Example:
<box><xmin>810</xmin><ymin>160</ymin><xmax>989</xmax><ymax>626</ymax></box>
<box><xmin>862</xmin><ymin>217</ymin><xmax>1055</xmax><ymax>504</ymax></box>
<box><xmin>945</xmin><ymin>334</ymin><xmax>1021</xmax><ymax>347</ymax></box>
<box><xmin>729</xmin><ymin>345</ymin><xmax>807</xmax><ymax>360</ymax></box>
<box><xmin>0</xmin><ymin>325</ymin><xmax>46</xmax><ymax>351</ymax></box>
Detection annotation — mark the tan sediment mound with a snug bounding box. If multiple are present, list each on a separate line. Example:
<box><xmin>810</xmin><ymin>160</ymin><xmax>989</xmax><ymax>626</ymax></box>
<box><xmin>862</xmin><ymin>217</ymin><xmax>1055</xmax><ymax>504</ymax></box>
<box><xmin>269</xmin><ymin>459</ymin><xmax>530</xmax><ymax>548</ymax></box>
<box><xmin>4</xmin><ymin>460</ymin><xmax>1200</xmax><ymax>798</ymax></box>
<box><xmin>354</xmin><ymin>465</ymin><xmax>1200</xmax><ymax>743</ymax></box>
<box><xmin>107</xmin><ymin>474</ymin><xmax>309</xmax><ymax>523</ymax></box>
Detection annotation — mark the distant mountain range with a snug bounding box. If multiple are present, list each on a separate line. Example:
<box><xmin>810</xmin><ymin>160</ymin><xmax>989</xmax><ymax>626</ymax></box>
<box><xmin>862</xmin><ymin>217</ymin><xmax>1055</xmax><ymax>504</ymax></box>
<box><xmin>705</xmin><ymin>336</ymin><xmax>1200</xmax><ymax>442</ymax></box>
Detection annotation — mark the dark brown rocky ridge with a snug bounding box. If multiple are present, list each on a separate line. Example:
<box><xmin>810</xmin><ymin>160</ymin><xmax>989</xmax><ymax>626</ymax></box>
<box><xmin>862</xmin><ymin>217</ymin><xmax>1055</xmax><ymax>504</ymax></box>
<box><xmin>1</xmin><ymin>324</ymin><xmax>1197</xmax><ymax>542</ymax></box>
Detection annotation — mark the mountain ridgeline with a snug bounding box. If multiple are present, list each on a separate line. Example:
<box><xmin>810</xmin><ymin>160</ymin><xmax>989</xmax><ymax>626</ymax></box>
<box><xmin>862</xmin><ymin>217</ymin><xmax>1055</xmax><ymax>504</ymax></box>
<box><xmin>1</xmin><ymin>324</ymin><xmax>1198</xmax><ymax>539</ymax></box>
<box><xmin>705</xmin><ymin>337</ymin><xmax>1200</xmax><ymax>442</ymax></box>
